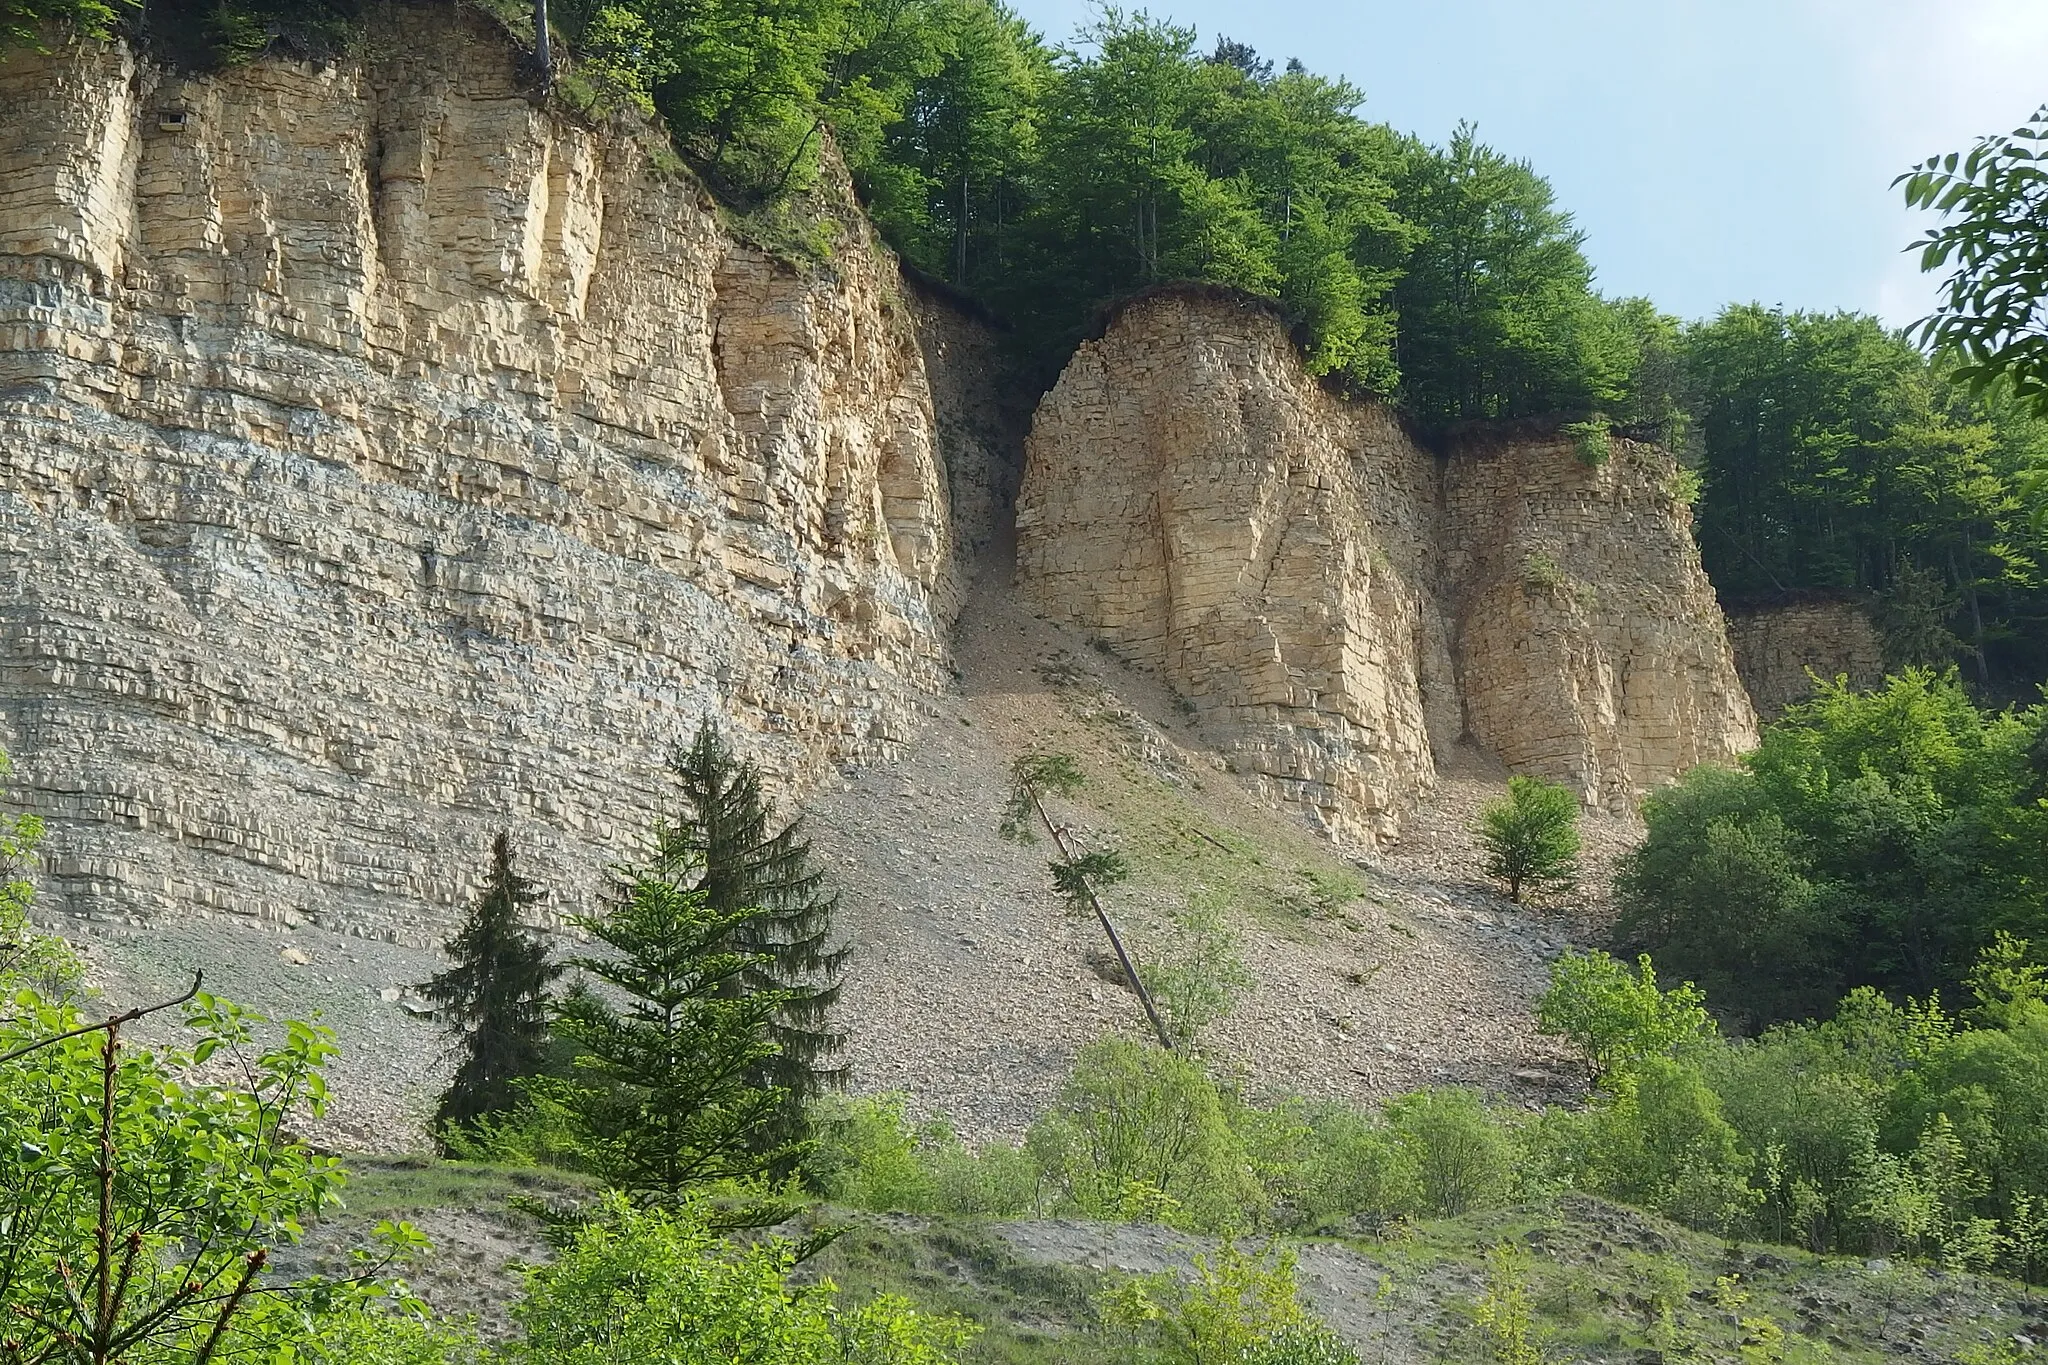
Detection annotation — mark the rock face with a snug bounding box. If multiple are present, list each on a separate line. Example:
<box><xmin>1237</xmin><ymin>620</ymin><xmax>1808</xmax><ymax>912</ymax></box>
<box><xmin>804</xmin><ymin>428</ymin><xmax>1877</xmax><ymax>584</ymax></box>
<box><xmin>0</xmin><ymin>11</ymin><xmax>998</xmax><ymax>940</ymax></box>
<box><xmin>1724</xmin><ymin>595</ymin><xmax>1885</xmax><ymax>720</ymax></box>
<box><xmin>1017</xmin><ymin>291</ymin><xmax>1756</xmax><ymax>840</ymax></box>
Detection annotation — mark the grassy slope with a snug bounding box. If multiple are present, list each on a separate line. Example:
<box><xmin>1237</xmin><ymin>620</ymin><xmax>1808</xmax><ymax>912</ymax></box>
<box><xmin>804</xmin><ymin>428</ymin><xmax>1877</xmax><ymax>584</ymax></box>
<box><xmin>315</xmin><ymin>1160</ymin><xmax>2047</xmax><ymax>1364</ymax></box>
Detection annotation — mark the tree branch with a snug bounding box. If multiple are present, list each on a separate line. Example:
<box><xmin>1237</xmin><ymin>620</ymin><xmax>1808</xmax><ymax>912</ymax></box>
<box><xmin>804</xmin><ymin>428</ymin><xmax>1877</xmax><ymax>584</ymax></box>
<box><xmin>0</xmin><ymin>973</ymin><xmax>203</xmax><ymax>1069</ymax></box>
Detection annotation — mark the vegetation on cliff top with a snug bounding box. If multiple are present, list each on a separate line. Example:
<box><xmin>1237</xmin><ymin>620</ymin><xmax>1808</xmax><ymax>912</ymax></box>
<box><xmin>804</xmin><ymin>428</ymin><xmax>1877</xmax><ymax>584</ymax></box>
<box><xmin>7</xmin><ymin>0</ymin><xmax>2045</xmax><ymax>693</ymax></box>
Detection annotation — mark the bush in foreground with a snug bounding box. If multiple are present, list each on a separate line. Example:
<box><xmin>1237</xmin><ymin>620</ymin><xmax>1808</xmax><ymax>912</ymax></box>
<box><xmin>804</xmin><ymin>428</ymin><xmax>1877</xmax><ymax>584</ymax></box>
<box><xmin>506</xmin><ymin>1193</ymin><xmax>974</xmax><ymax>1365</ymax></box>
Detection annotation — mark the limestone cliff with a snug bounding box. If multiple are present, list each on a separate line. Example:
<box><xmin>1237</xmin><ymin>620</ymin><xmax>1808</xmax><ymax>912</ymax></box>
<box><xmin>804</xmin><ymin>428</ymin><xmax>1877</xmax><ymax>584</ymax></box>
<box><xmin>0</xmin><ymin>10</ymin><xmax>999</xmax><ymax>940</ymax></box>
<box><xmin>1724</xmin><ymin>594</ymin><xmax>1884</xmax><ymax>720</ymax></box>
<box><xmin>1017</xmin><ymin>291</ymin><xmax>1756</xmax><ymax>840</ymax></box>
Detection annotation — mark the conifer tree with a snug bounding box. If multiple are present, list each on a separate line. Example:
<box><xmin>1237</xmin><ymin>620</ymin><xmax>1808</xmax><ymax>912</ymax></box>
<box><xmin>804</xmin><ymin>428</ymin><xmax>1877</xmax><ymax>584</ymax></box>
<box><xmin>423</xmin><ymin>831</ymin><xmax>563</xmax><ymax>1136</ymax></box>
<box><xmin>655</xmin><ymin>722</ymin><xmax>848</xmax><ymax>1166</ymax></box>
<box><xmin>549</xmin><ymin>865</ymin><xmax>800</xmax><ymax>1206</ymax></box>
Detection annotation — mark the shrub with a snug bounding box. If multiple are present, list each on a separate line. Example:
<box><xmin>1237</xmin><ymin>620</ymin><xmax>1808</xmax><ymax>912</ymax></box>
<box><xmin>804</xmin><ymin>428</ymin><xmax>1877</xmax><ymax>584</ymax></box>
<box><xmin>506</xmin><ymin>1194</ymin><xmax>975</xmax><ymax>1365</ymax></box>
<box><xmin>1026</xmin><ymin>1038</ymin><xmax>1261</xmax><ymax>1232</ymax></box>
<box><xmin>1563</xmin><ymin>415</ymin><xmax>1612</xmax><ymax>467</ymax></box>
<box><xmin>1477</xmin><ymin>776</ymin><xmax>1581</xmax><ymax>903</ymax></box>
<box><xmin>1138</xmin><ymin>891</ymin><xmax>1254</xmax><ymax>1053</ymax></box>
<box><xmin>1098</xmin><ymin>1240</ymin><xmax>1354</xmax><ymax>1365</ymax></box>
<box><xmin>1537</xmin><ymin>949</ymin><xmax>1715</xmax><ymax>1085</ymax></box>
<box><xmin>1293</xmin><ymin>1104</ymin><xmax>1421</xmax><ymax>1231</ymax></box>
<box><xmin>1384</xmin><ymin>1088</ymin><xmax>1517</xmax><ymax>1217</ymax></box>
<box><xmin>1702</xmin><ymin>1030</ymin><xmax>1886</xmax><ymax>1250</ymax></box>
<box><xmin>0</xmin><ymin>749</ymin><xmax>80</xmax><ymax>1001</ymax></box>
<box><xmin>808</xmin><ymin>1093</ymin><xmax>938</xmax><ymax>1212</ymax></box>
<box><xmin>1471</xmin><ymin>1242</ymin><xmax>1540</xmax><ymax>1365</ymax></box>
<box><xmin>806</xmin><ymin>1094</ymin><xmax>1039</xmax><ymax>1218</ymax></box>
<box><xmin>922</xmin><ymin>1132</ymin><xmax>1040</xmax><ymax>1218</ymax></box>
<box><xmin>1578</xmin><ymin>1056</ymin><xmax>1759</xmax><ymax>1233</ymax></box>
<box><xmin>1240</xmin><ymin>1325</ymin><xmax>1362</xmax><ymax>1365</ymax></box>
<box><xmin>1520</xmin><ymin>551</ymin><xmax>1568</xmax><ymax>590</ymax></box>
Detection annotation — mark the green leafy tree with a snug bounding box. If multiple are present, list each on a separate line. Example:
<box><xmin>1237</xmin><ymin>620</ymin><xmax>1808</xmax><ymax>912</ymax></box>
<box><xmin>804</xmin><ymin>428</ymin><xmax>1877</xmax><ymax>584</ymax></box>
<box><xmin>0</xmin><ymin>979</ymin><xmax>441</xmax><ymax>1365</ymax></box>
<box><xmin>0</xmin><ymin>0</ymin><xmax>362</xmax><ymax>65</ymax></box>
<box><xmin>1681</xmin><ymin>304</ymin><xmax>2048</xmax><ymax>682</ymax></box>
<box><xmin>544</xmin><ymin>864</ymin><xmax>798</xmax><ymax>1209</ymax></box>
<box><xmin>1900</xmin><ymin>106</ymin><xmax>2048</xmax><ymax>415</ymax></box>
<box><xmin>1537</xmin><ymin>950</ymin><xmax>1715</xmax><ymax>1085</ymax></box>
<box><xmin>1616</xmin><ymin>673</ymin><xmax>2048</xmax><ymax>1024</ymax></box>
<box><xmin>1614</xmin><ymin>766</ymin><xmax>1837</xmax><ymax>1028</ymax></box>
<box><xmin>1391</xmin><ymin>123</ymin><xmax>1628</xmax><ymax>425</ymax></box>
<box><xmin>850</xmin><ymin>0</ymin><xmax>1045</xmax><ymax>288</ymax></box>
<box><xmin>0</xmin><ymin>0</ymin><xmax>121</xmax><ymax>50</ymax></box>
<box><xmin>1025</xmin><ymin>1037</ymin><xmax>1260</xmax><ymax>1232</ymax></box>
<box><xmin>1383</xmin><ymin>1087</ymin><xmax>1515</xmax><ymax>1217</ymax></box>
<box><xmin>422</xmin><ymin>832</ymin><xmax>564</xmax><ymax>1138</ymax></box>
<box><xmin>1577</xmin><ymin>1056</ymin><xmax>1758</xmax><ymax>1233</ymax></box>
<box><xmin>1476</xmin><ymin>775</ymin><xmax>1581</xmax><ymax>904</ymax></box>
<box><xmin>636</xmin><ymin>0</ymin><xmax>856</xmax><ymax>195</ymax></box>
<box><xmin>1701</xmin><ymin>1028</ymin><xmax>1885</xmax><ymax>1251</ymax></box>
<box><xmin>655</xmin><ymin>722</ymin><xmax>847</xmax><ymax>1173</ymax></box>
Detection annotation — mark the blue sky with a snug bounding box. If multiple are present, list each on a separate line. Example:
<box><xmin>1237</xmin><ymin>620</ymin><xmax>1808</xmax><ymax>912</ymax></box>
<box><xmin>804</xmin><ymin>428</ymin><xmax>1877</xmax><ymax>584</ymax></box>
<box><xmin>1004</xmin><ymin>0</ymin><xmax>2048</xmax><ymax>328</ymax></box>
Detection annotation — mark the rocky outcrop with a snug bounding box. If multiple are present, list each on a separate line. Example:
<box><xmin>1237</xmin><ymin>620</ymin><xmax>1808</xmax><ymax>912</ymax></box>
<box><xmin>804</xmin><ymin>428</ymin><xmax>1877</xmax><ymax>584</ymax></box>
<box><xmin>1441</xmin><ymin>426</ymin><xmax>1759</xmax><ymax>811</ymax></box>
<box><xmin>0</xmin><ymin>11</ymin><xmax>998</xmax><ymax>941</ymax></box>
<box><xmin>1017</xmin><ymin>291</ymin><xmax>1755</xmax><ymax>840</ymax></box>
<box><xmin>1724</xmin><ymin>595</ymin><xmax>1884</xmax><ymax>720</ymax></box>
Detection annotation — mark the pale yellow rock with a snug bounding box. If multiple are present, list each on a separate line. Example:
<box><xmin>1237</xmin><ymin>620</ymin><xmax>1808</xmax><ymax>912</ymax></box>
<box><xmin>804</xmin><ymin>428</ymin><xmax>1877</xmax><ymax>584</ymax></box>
<box><xmin>1017</xmin><ymin>291</ymin><xmax>1757</xmax><ymax>839</ymax></box>
<box><xmin>0</xmin><ymin>13</ymin><xmax>1000</xmax><ymax>942</ymax></box>
<box><xmin>1724</xmin><ymin>596</ymin><xmax>1884</xmax><ymax>720</ymax></box>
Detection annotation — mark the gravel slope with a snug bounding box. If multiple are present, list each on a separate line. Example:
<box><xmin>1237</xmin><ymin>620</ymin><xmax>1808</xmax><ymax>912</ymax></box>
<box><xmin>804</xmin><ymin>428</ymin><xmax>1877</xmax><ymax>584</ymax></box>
<box><xmin>61</xmin><ymin>555</ymin><xmax>1631</xmax><ymax>1150</ymax></box>
<box><xmin>815</xmin><ymin>559</ymin><xmax>1630</xmax><ymax>1141</ymax></box>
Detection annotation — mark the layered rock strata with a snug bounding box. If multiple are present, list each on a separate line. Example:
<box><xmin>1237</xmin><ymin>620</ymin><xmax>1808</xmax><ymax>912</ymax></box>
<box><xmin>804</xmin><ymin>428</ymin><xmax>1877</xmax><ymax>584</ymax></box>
<box><xmin>1017</xmin><ymin>292</ymin><xmax>1756</xmax><ymax>840</ymax></box>
<box><xmin>1724</xmin><ymin>595</ymin><xmax>1884</xmax><ymax>720</ymax></box>
<box><xmin>0</xmin><ymin>11</ymin><xmax>993</xmax><ymax>940</ymax></box>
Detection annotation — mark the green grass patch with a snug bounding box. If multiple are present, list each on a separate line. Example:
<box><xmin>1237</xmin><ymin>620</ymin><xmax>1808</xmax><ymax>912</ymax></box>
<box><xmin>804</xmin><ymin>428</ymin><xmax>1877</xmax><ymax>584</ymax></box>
<box><xmin>1064</xmin><ymin>745</ymin><xmax>1369</xmax><ymax>938</ymax></box>
<box><xmin>805</xmin><ymin>1219</ymin><xmax>1129</xmax><ymax>1365</ymax></box>
<box><xmin>332</xmin><ymin>1154</ymin><xmax>598</xmax><ymax>1222</ymax></box>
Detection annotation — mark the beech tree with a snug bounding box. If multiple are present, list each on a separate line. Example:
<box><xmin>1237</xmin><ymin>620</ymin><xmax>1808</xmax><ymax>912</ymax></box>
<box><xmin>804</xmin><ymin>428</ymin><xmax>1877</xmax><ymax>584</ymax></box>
<box><xmin>1901</xmin><ymin>106</ymin><xmax>2048</xmax><ymax>416</ymax></box>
